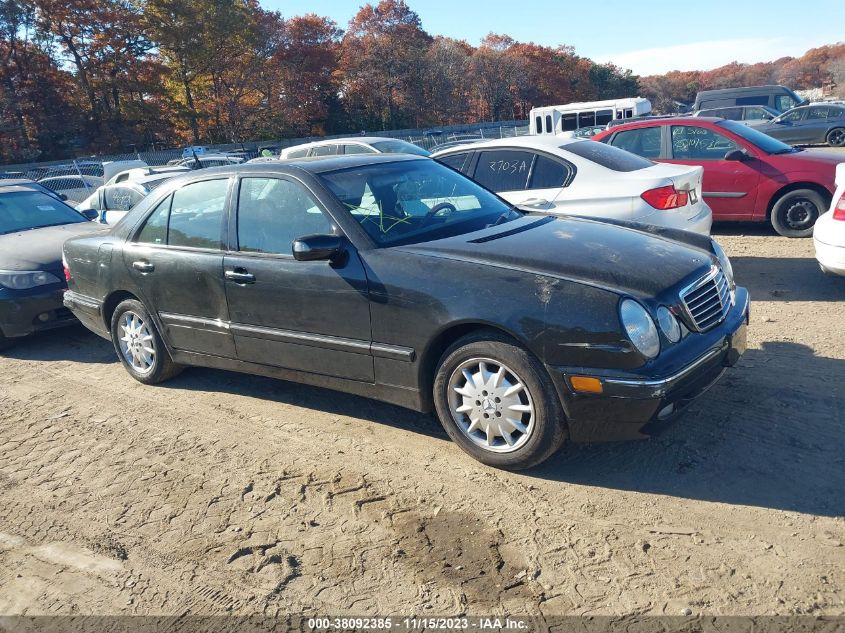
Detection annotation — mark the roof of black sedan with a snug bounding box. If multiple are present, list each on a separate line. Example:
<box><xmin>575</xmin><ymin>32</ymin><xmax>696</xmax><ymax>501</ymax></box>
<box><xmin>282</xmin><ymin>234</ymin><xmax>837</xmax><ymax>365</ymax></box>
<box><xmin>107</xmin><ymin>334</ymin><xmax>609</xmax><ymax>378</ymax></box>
<box><xmin>203</xmin><ymin>153</ymin><xmax>428</xmax><ymax>177</ymax></box>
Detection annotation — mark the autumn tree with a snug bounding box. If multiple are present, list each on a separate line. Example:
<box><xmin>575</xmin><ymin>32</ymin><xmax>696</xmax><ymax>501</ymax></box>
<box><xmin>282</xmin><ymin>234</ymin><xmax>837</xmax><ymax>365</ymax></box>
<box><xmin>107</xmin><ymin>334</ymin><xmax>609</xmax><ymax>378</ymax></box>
<box><xmin>271</xmin><ymin>13</ymin><xmax>343</xmax><ymax>136</ymax></box>
<box><xmin>340</xmin><ymin>0</ymin><xmax>431</xmax><ymax>130</ymax></box>
<box><xmin>422</xmin><ymin>36</ymin><xmax>472</xmax><ymax>125</ymax></box>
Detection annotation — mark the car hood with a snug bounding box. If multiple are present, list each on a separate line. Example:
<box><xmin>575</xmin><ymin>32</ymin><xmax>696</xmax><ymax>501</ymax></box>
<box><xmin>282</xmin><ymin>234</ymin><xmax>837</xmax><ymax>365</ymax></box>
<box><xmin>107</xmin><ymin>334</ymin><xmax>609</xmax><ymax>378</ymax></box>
<box><xmin>399</xmin><ymin>216</ymin><xmax>715</xmax><ymax>298</ymax></box>
<box><xmin>780</xmin><ymin>149</ymin><xmax>845</xmax><ymax>168</ymax></box>
<box><xmin>0</xmin><ymin>222</ymin><xmax>106</xmax><ymax>272</ymax></box>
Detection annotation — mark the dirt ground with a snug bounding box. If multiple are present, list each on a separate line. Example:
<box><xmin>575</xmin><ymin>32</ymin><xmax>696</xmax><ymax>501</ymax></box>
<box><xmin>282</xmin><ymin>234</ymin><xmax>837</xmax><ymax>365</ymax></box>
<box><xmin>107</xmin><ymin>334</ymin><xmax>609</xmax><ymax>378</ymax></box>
<box><xmin>1</xmin><ymin>220</ymin><xmax>844</xmax><ymax>618</ymax></box>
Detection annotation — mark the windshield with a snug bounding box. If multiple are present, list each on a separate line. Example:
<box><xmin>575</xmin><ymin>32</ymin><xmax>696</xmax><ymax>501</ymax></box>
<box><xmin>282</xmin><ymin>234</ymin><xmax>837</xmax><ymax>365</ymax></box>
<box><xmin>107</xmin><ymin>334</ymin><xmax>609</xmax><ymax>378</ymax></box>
<box><xmin>0</xmin><ymin>190</ymin><xmax>86</xmax><ymax>235</ymax></box>
<box><xmin>717</xmin><ymin>120</ymin><xmax>798</xmax><ymax>154</ymax></box>
<box><xmin>370</xmin><ymin>140</ymin><xmax>431</xmax><ymax>157</ymax></box>
<box><xmin>318</xmin><ymin>159</ymin><xmax>520</xmax><ymax>247</ymax></box>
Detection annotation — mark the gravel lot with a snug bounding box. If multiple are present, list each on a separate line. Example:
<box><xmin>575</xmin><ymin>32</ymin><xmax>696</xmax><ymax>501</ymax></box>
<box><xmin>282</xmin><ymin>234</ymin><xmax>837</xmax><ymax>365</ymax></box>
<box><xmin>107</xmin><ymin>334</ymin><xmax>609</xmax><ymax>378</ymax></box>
<box><xmin>1</xmin><ymin>181</ymin><xmax>844</xmax><ymax>616</ymax></box>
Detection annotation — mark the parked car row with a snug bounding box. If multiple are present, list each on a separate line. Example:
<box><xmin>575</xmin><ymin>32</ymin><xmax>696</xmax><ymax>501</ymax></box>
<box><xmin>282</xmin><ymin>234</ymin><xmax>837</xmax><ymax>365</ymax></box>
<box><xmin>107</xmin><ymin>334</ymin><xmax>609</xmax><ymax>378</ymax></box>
<box><xmin>1</xmin><ymin>118</ymin><xmax>842</xmax><ymax>471</ymax></box>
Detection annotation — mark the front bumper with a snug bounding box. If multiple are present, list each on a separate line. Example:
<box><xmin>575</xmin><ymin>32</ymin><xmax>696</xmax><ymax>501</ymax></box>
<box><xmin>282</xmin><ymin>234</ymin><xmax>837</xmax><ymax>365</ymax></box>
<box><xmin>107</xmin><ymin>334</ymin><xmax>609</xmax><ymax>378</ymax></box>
<box><xmin>554</xmin><ymin>286</ymin><xmax>749</xmax><ymax>442</ymax></box>
<box><xmin>0</xmin><ymin>286</ymin><xmax>78</xmax><ymax>339</ymax></box>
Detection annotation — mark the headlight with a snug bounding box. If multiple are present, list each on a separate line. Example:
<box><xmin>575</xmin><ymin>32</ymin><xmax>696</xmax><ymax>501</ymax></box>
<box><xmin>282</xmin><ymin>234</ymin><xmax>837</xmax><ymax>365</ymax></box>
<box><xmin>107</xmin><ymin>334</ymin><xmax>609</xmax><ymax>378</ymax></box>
<box><xmin>0</xmin><ymin>270</ymin><xmax>62</xmax><ymax>290</ymax></box>
<box><xmin>711</xmin><ymin>240</ymin><xmax>734</xmax><ymax>288</ymax></box>
<box><xmin>656</xmin><ymin>306</ymin><xmax>681</xmax><ymax>343</ymax></box>
<box><xmin>620</xmin><ymin>299</ymin><xmax>660</xmax><ymax>359</ymax></box>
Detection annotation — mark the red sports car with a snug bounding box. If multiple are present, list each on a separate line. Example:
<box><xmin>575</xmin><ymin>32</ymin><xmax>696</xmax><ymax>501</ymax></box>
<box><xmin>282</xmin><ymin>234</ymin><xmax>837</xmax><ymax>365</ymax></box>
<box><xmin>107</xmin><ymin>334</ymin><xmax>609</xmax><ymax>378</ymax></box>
<box><xmin>593</xmin><ymin>117</ymin><xmax>844</xmax><ymax>237</ymax></box>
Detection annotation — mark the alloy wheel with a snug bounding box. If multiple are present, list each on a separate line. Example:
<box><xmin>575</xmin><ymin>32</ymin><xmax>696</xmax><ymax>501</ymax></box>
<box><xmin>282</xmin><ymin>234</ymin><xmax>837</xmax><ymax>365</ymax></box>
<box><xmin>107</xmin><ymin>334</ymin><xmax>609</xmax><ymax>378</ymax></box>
<box><xmin>118</xmin><ymin>311</ymin><xmax>156</xmax><ymax>374</ymax></box>
<box><xmin>447</xmin><ymin>357</ymin><xmax>535</xmax><ymax>453</ymax></box>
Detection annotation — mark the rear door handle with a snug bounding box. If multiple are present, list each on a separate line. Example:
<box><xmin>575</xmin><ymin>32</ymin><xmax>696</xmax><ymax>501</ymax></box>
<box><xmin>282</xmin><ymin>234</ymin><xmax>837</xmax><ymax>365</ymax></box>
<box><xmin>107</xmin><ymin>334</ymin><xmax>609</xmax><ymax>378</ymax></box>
<box><xmin>225</xmin><ymin>269</ymin><xmax>256</xmax><ymax>284</ymax></box>
<box><xmin>132</xmin><ymin>260</ymin><xmax>155</xmax><ymax>273</ymax></box>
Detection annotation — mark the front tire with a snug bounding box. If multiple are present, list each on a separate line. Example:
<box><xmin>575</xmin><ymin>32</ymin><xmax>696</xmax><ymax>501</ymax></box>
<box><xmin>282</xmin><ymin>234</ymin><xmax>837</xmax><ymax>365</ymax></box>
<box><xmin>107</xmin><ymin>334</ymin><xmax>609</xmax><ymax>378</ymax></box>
<box><xmin>826</xmin><ymin>127</ymin><xmax>845</xmax><ymax>147</ymax></box>
<box><xmin>110</xmin><ymin>299</ymin><xmax>182</xmax><ymax>384</ymax></box>
<box><xmin>433</xmin><ymin>331</ymin><xmax>566</xmax><ymax>470</ymax></box>
<box><xmin>770</xmin><ymin>189</ymin><xmax>825</xmax><ymax>238</ymax></box>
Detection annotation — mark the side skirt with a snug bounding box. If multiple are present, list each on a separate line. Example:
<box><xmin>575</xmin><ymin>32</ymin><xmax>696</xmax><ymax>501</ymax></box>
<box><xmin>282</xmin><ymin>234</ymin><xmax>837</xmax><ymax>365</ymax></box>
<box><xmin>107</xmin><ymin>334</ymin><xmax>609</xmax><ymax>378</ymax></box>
<box><xmin>169</xmin><ymin>349</ymin><xmax>428</xmax><ymax>413</ymax></box>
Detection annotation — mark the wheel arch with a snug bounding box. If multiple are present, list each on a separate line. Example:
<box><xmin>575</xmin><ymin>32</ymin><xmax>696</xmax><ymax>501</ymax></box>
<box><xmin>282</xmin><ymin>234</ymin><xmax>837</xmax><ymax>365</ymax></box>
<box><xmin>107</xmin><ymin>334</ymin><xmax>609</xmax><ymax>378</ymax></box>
<box><xmin>101</xmin><ymin>290</ymin><xmax>142</xmax><ymax>332</ymax></box>
<box><xmin>416</xmin><ymin>320</ymin><xmax>537</xmax><ymax>412</ymax></box>
<box><xmin>766</xmin><ymin>181</ymin><xmax>833</xmax><ymax>219</ymax></box>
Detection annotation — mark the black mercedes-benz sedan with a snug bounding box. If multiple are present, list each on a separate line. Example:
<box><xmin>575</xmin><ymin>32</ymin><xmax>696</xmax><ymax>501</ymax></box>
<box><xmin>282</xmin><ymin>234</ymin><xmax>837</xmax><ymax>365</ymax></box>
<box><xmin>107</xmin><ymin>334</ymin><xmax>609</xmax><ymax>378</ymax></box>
<box><xmin>62</xmin><ymin>155</ymin><xmax>749</xmax><ymax>469</ymax></box>
<box><xmin>0</xmin><ymin>185</ymin><xmax>102</xmax><ymax>350</ymax></box>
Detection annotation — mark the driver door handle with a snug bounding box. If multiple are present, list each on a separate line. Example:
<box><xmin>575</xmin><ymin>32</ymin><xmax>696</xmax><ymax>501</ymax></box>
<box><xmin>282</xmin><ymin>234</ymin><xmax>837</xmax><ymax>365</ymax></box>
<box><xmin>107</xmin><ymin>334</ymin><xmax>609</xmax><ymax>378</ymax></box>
<box><xmin>132</xmin><ymin>260</ymin><xmax>155</xmax><ymax>273</ymax></box>
<box><xmin>225</xmin><ymin>269</ymin><xmax>256</xmax><ymax>284</ymax></box>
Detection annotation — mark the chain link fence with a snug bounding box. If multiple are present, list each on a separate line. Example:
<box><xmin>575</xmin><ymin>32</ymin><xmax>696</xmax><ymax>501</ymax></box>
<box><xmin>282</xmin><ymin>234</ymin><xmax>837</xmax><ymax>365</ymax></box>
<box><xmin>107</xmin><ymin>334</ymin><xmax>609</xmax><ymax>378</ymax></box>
<box><xmin>1</xmin><ymin>121</ymin><xmax>530</xmax><ymax>206</ymax></box>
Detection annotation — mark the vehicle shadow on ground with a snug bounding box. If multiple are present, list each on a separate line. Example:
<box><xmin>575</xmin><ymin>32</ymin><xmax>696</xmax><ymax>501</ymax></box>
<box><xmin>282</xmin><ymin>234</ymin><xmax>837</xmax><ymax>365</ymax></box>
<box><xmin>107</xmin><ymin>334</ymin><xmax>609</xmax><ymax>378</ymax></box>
<box><xmin>162</xmin><ymin>367</ymin><xmax>450</xmax><ymax>442</ymax></box>
<box><xmin>1</xmin><ymin>324</ymin><xmax>117</xmax><ymax>364</ymax></box>
<box><xmin>711</xmin><ymin>222</ymin><xmax>775</xmax><ymax>238</ymax></box>
<box><xmin>529</xmin><ymin>340</ymin><xmax>845</xmax><ymax>518</ymax></box>
<box><xmin>731</xmin><ymin>255</ymin><xmax>845</xmax><ymax>302</ymax></box>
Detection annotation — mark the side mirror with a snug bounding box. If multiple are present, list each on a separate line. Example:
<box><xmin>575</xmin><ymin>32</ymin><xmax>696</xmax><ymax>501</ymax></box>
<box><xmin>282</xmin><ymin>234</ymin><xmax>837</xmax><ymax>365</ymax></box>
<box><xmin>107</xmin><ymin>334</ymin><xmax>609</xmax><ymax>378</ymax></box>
<box><xmin>79</xmin><ymin>209</ymin><xmax>100</xmax><ymax>221</ymax></box>
<box><xmin>58</xmin><ymin>193</ymin><xmax>68</xmax><ymax>201</ymax></box>
<box><xmin>724</xmin><ymin>149</ymin><xmax>749</xmax><ymax>162</ymax></box>
<box><xmin>292</xmin><ymin>234</ymin><xmax>345</xmax><ymax>263</ymax></box>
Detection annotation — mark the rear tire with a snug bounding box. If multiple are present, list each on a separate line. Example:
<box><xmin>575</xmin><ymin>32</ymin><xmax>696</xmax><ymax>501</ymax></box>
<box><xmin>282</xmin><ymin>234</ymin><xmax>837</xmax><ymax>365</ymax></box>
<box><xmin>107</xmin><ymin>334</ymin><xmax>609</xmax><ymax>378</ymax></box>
<box><xmin>110</xmin><ymin>299</ymin><xmax>182</xmax><ymax>384</ymax></box>
<box><xmin>770</xmin><ymin>189</ymin><xmax>825</xmax><ymax>238</ymax></box>
<box><xmin>433</xmin><ymin>330</ymin><xmax>566</xmax><ymax>470</ymax></box>
<box><xmin>826</xmin><ymin>127</ymin><xmax>845</xmax><ymax>147</ymax></box>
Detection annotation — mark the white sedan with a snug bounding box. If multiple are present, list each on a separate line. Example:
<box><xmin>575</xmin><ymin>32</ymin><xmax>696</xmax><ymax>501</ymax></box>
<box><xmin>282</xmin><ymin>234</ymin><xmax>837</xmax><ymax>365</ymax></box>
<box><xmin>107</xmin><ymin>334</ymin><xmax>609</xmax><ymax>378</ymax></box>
<box><xmin>433</xmin><ymin>136</ymin><xmax>712</xmax><ymax>235</ymax></box>
<box><xmin>813</xmin><ymin>163</ymin><xmax>845</xmax><ymax>276</ymax></box>
<box><xmin>280</xmin><ymin>136</ymin><xmax>430</xmax><ymax>159</ymax></box>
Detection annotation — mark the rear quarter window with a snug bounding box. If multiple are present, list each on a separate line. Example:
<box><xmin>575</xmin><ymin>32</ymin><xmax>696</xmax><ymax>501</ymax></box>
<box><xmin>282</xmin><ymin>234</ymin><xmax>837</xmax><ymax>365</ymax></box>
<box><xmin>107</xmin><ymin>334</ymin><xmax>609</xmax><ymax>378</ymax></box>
<box><xmin>437</xmin><ymin>152</ymin><xmax>471</xmax><ymax>173</ymax></box>
<box><xmin>565</xmin><ymin>139</ymin><xmax>655</xmax><ymax>171</ymax></box>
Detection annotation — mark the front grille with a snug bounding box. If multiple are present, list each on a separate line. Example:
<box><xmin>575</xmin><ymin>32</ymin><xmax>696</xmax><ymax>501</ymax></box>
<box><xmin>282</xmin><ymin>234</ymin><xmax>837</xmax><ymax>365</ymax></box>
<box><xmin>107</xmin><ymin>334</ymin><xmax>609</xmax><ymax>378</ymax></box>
<box><xmin>680</xmin><ymin>267</ymin><xmax>731</xmax><ymax>332</ymax></box>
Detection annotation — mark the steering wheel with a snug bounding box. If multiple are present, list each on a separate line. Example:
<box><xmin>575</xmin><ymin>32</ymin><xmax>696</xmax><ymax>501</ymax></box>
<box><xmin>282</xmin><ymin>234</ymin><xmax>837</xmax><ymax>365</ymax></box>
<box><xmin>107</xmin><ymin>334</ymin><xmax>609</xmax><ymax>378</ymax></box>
<box><xmin>420</xmin><ymin>202</ymin><xmax>458</xmax><ymax>227</ymax></box>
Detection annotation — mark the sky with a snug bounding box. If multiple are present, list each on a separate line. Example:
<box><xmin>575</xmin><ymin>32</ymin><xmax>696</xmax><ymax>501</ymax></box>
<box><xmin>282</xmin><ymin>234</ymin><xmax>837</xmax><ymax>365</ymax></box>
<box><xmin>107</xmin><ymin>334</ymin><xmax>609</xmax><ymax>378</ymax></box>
<box><xmin>261</xmin><ymin>0</ymin><xmax>843</xmax><ymax>75</ymax></box>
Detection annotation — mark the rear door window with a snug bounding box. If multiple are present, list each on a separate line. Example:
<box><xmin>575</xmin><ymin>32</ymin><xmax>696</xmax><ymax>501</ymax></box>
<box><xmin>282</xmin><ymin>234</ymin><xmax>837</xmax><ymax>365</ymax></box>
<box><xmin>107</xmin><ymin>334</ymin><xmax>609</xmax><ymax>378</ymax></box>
<box><xmin>670</xmin><ymin>125</ymin><xmax>738</xmax><ymax>160</ymax></box>
<box><xmin>167</xmin><ymin>179</ymin><xmax>229</xmax><ymax>249</ymax></box>
<box><xmin>472</xmin><ymin>150</ymin><xmax>533</xmax><ymax>192</ymax></box>
<box><xmin>437</xmin><ymin>152</ymin><xmax>472</xmax><ymax>173</ymax></box>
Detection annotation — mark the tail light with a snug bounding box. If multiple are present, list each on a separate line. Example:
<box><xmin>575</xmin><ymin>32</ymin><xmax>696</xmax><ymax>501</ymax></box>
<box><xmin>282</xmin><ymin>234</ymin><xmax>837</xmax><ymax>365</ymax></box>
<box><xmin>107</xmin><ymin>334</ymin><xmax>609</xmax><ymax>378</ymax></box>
<box><xmin>833</xmin><ymin>192</ymin><xmax>845</xmax><ymax>221</ymax></box>
<box><xmin>62</xmin><ymin>255</ymin><xmax>71</xmax><ymax>282</ymax></box>
<box><xmin>641</xmin><ymin>185</ymin><xmax>689</xmax><ymax>210</ymax></box>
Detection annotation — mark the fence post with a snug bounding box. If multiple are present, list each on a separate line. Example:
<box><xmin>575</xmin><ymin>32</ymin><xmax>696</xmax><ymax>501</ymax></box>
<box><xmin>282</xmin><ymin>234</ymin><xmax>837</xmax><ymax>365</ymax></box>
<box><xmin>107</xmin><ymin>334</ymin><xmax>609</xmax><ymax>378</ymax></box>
<box><xmin>72</xmin><ymin>159</ymin><xmax>92</xmax><ymax>194</ymax></box>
